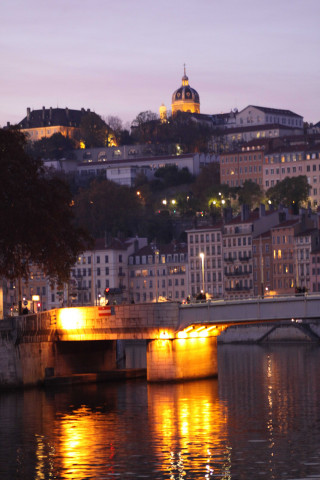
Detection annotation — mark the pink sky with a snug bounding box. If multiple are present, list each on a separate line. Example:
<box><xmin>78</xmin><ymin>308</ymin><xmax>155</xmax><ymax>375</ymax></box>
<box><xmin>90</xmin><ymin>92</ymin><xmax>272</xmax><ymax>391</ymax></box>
<box><xmin>1</xmin><ymin>0</ymin><xmax>320</xmax><ymax>128</ymax></box>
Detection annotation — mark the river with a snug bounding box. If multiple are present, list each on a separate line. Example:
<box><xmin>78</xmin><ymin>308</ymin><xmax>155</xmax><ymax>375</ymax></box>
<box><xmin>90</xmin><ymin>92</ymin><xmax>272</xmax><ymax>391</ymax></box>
<box><xmin>1</xmin><ymin>344</ymin><xmax>320</xmax><ymax>479</ymax></box>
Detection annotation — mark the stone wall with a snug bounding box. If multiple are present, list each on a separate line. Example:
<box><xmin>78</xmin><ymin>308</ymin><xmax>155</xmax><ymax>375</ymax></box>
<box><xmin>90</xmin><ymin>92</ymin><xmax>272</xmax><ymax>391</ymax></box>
<box><xmin>147</xmin><ymin>336</ymin><xmax>218</xmax><ymax>382</ymax></box>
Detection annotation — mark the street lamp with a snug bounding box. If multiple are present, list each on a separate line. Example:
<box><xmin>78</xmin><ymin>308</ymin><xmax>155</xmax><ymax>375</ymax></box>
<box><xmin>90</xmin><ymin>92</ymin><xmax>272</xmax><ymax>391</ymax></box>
<box><xmin>155</xmin><ymin>249</ymin><xmax>159</xmax><ymax>302</ymax></box>
<box><xmin>199</xmin><ymin>252</ymin><xmax>205</xmax><ymax>294</ymax></box>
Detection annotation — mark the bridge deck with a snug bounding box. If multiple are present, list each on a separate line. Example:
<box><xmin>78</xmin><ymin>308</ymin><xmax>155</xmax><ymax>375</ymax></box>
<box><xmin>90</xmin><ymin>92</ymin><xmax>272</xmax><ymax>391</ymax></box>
<box><xmin>7</xmin><ymin>294</ymin><xmax>320</xmax><ymax>343</ymax></box>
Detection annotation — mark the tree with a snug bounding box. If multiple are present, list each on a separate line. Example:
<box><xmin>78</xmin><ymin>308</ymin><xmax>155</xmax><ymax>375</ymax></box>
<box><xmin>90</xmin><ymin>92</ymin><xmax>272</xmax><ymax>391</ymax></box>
<box><xmin>74</xmin><ymin>178</ymin><xmax>143</xmax><ymax>238</ymax></box>
<box><xmin>237</xmin><ymin>180</ymin><xmax>263</xmax><ymax>208</ymax></box>
<box><xmin>105</xmin><ymin>115</ymin><xmax>123</xmax><ymax>145</ymax></box>
<box><xmin>27</xmin><ymin>132</ymin><xmax>75</xmax><ymax>159</ymax></box>
<box><xmin>192</xmin><ymin>162</ymin><xmax>221</xmax><ymax>201</ymax></box>
<box><xmin>131</xmin><ymin>111</ymin><xmax>159</xmax><ymax>143</ymax></box>
<box><xmin>266</xmin><ymin>176</ymin><xmax>310</xmax><ymax>212</ymax></box>
<box><xmin>78</xmin><ymin>112</ymin><xmax>109</xmax><ymax>148</ymax></box>
<box><xmin>0</xmin><ymin>129</ymin><xmax>91</xmax><ymax>311</ymax></box>
<box><xmin>154</xmin><ymin>165</ymin><xmax>194</xmax><ymax>188</ymax></box>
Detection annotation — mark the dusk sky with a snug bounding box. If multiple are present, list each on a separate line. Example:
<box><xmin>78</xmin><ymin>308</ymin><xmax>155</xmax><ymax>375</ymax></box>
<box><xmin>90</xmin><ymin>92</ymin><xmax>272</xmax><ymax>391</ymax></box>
<box><xmin>1</xmin><ymin>0</ymin><xmax>320</xmax><ymax>129</ymax></box>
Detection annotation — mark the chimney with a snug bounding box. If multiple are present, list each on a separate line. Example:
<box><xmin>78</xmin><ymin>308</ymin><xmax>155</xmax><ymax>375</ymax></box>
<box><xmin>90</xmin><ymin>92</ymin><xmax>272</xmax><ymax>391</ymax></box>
<box><xmin>259</xmin><ymin>204</ymin><xmax>266</xmax><ymax>218</ymax></box>
<box><xmin>27</xmin><ymin>107</ymin><xmax>30</xmax><ymax>121</ymax></box>
<box><xmin>65</xmin><ymin>107</ymin><xmax>69</xmax><ymax>118</ymax></box>
<box><xmin>49</xmin><ymin>107</ymin><xmax>53</xmax><ymax>120</ymax></box>
<box><xmin>223</xmin><ymin>207</ymin><xmax>233</xmax><ymax>223</ymax></box>
<box><xmin>7</xmin><ymin>122</ymin><xmax>10</xmax><ymax>127</ymax></box>
<box><xmin>241</xmin><ymin>204</ymin><xmax>250</xmax><ymax>222</ymax></box>
<box><xmin>42</xmin><ymin>106</ymin><xmax>45</xmax><ymax>121</ymax></box>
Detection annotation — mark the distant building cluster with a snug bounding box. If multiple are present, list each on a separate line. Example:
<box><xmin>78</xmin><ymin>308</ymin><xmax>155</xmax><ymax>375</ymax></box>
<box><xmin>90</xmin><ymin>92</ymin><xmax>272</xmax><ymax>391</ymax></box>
<box><xmin>4</xmin><ymin>204</ymin><xmax>320</xmax><ymax>315</ymax></box>
<box><xmin>3</xmin><ymin>66</ymin><xmax>320</xmax><ymax>315</ymax></box>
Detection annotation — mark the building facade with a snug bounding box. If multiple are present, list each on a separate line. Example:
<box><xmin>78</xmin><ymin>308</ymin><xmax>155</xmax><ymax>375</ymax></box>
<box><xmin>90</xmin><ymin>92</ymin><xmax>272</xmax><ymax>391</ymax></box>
<box><xmin>17</xmin><ymin>106</ymin><xmax>90</xmax><ymax>141</ymax></box>
<box><xmin>235</xmin><ymin>105</ymin><xmax>303</xmax><ymax>128</ymax></box>
<box><xmin>220</xmin><ymin>142</ymin><xmax>265</xmax><ymax>187</ymax></box>
<box><xmin>186</xmin><ymin>224</ymin><xmax>224</xmax><ymax>299</ymax></box>
<box><xmin>128</xmin><ymin>243</ymin><xmax>188</xmax><ymax>303</ymax></box>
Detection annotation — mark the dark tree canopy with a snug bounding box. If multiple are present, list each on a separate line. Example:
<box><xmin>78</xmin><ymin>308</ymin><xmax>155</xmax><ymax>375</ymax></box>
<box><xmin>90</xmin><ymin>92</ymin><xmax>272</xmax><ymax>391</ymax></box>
<box><xmin>78</xmin><ymin>112</ymin><xmax>111</xmax><ymax>148</ymax></box>
<box><xmin>154</xmin><ymin>165</ymin><xmax>194</xmax><ymax>188</ymax></box>
<box><xmin>192</xmin><ymin>162</ymin><xmax>221</xmax><ymax>201</ymax></box>
<box><xmin>237</xmin><ymin>180</ymin><xmax>263</xmax><ymax>208</ymax></box>
<box><xmin>73</xmin><ymin>178</ymin><xmax>144</xmax><ymax>238</ymax></box>
<box><xmin>27</xmin><ymin>132</ymin><xmax>76</xmax><ymax>159</ymax></box>
<box><xmin>130</xmin><ymin>111</ymin><xmax>213</xmax><ymax>153</ymax></box>
<box><xmin>0</xmin><ymin>129</ymin><xmax>91</xmax><ymax>284</ymax></box>
<box><xmin>266</xmin><ymin>175</ymin><xmax>310</xmax><ymax>212</ymax></box>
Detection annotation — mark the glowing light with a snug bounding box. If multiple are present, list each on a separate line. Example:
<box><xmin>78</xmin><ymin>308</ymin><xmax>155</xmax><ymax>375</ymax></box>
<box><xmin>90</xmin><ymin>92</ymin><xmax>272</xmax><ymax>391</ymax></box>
<box><xmin>189</xmin><ymin>330</ymin><xmax>199</xmax><ymax>337</ymax></box>
<box><xmin>159</xmin><ymin>331</ymin><xmax>170</xmax><ymax>339</ymax></box>
<box><xmin>184</xmin><ymin>325</ymin><xmax>194</xmax><ymax>333</ymax></box>
<box><xmin>177</xmin><ymin>331</ymin><xmax>187</xmax><ymax>338</ymax></box>
<box><xmin>58</xmin><ymin>308</ymin><xmax>86</xmax><ymax>330</ymax></box>
<box><xmin>194</xmin><ymin>326</ymin><xmax>206</xmax><ymax>333</ymax></box>
<box><xmin>206</xmin><ymin>325</ymin><xmax>217</xmax><ymax>332</ymax></box>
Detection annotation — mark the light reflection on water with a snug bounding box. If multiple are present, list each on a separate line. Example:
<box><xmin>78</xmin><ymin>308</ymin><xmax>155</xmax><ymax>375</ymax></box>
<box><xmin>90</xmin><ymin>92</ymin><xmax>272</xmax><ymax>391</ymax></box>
<box><xmin>0</xmin><ymin>344</ymin><xmax>320</xmax><ymax>479</ymax></box>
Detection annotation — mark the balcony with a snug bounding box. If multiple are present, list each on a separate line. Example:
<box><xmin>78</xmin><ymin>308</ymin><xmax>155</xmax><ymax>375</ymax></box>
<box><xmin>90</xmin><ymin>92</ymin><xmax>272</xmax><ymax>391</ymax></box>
<box><xmin>224</xmin><ymin>256</ymin><xmax>235</xmax><ymax>263</ymax></box>
<box><xmin>238</xmin><ymin>255</ymin><xmax>252</xmax><ymax>262</ymax></box>
<box><xmin>224</xmin><ymin>270</ymin><xmax>252</xmax><ymax>277</ymax></box>
<box><xmin>225</xmin><ymin>286</ymin><xmax>251</xmax><ymax>292</ymax></box>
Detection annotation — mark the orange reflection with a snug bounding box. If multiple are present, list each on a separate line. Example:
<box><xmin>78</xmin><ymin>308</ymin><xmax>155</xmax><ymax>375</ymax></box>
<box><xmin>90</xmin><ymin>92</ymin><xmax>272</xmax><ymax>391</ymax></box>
<box><xmin>51</xmin><ymin>406</ymin><xmax>116</xmax><ymax>478</ymax></box>
<box><xmin>148</xmin><ymin>380</ymin><xmax>230</xmax><ymax>478</ymax></box>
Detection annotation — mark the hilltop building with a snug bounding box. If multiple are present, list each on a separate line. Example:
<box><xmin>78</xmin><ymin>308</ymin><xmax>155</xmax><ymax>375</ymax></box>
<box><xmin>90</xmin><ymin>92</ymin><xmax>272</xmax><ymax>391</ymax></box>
<box><xmin>235</xmin><ymin>105</ymin><xmax>303</xmax><ymax>128</ymax></box>
<box><xmin>16</xmin><ymin>106</ymin><xmax>90</xmax><ymax>142</ymax></box>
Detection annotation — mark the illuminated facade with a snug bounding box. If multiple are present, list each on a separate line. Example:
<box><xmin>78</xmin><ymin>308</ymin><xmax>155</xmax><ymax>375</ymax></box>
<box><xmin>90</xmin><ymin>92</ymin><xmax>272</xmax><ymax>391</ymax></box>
<box><xmin>171</xmin><ymin>66</ymin><xmax>200</xmax><ymax>115</ymax></box>
<box><xmin>18</xmin><ymin>106</ymin><xmax>90</xmax><ymax>142</ymax></box>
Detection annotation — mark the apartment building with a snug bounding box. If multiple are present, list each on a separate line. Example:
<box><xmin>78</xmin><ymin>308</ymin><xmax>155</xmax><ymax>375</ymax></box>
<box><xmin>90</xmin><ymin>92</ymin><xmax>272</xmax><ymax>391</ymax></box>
<box><xmin>294</xmin><ymin>228</ymin><xmax>319</xmax><ymax>292</ymax></box>
<box><xmin>220</xmin><ymin>142</ymin><xmax>266</xmax><ymax>187</ymax></box>
<box><xmin>186</xmin><ymin>224</ymin><xmax>224</xmax><ymax>299</ymax></box>
<box><xmin>4</xmin><ymin>236</ymin><xmax>148</xmax><ymax>315</ymax></box>
<box><xmin>263</xmin><ymin>144</ymin><xmax>320</xmax><ymax>208</ymax></box>
<box><xmin>252</xmin><ymin>231</ymin><xmax>273</xmax><ymax>296</ymax></box>
<box><xmin>128</xmin><ymin>243</ymin><xmax>188</xmax><ymax>303</ymax></box>
<box><xmin>310</xmin><ymin>247</ymin><xmax>320</xmax><ymax>292</ymax></box>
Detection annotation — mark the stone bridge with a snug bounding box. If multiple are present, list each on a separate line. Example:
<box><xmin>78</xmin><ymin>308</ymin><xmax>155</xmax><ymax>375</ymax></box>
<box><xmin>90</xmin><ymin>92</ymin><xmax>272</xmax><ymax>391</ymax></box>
<box><xmin>1</xmin><ymin>295</ymin><xmax>320</xmax><ymax>388</ymax></box>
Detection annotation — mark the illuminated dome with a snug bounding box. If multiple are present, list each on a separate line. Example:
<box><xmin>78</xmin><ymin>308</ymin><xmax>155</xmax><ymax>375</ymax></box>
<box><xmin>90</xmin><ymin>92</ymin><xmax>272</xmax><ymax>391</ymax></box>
<box><xmin>171</xmin><ymin>65</ymin><xmax>200</xmax><ymax>115</ymax></box>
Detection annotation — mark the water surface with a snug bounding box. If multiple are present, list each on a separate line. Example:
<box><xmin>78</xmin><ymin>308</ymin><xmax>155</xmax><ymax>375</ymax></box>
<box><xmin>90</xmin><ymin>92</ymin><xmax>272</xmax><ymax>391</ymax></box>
<box><xmin>1</xmin><ymin>344</ymin><xmax>320</xmax><ymax>479</ymax></box>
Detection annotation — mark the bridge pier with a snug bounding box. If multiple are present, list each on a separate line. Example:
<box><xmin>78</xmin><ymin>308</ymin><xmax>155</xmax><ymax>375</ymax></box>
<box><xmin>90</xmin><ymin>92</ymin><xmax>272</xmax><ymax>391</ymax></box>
<box><xmin>146</xmin><ymin>336</ymin><xmax>218</xmax><ymax>382</ymax></box>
